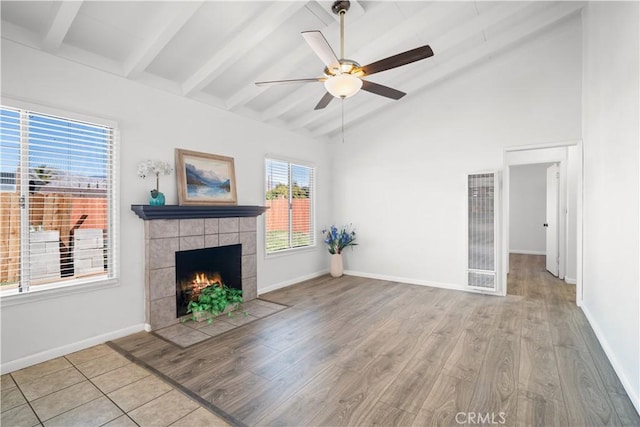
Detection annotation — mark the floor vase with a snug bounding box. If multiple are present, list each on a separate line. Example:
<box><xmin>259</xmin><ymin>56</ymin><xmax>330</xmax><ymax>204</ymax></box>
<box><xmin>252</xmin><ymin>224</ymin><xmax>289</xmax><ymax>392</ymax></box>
<box><xmin>330</xmin><ymin>253</ymin><xmax>343</xmax><ymax>278</ymax></box>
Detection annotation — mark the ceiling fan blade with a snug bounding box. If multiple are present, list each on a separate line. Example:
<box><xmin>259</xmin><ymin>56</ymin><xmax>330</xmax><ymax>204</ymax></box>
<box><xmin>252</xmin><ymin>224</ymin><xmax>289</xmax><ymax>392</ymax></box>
<box><xmin>360</xmin><ymin>45</ymin><xmax>434</xmax><ymax>76</ymax></box>
<box><xmin>361</xmin><ymin>80</ymin><xmax>406</xmax><ymax>100</ymax></box>
<box><xmin>302</xmin><ymin>31</ymin><xmax>340</xmax><ymax>69</ymax></box>
<box><xmin>255</xmin><ymin>77</ymin><xmax>324</xmax><ymax>86</ymax></box>
<box><xmin>314</xmin><ymin>92</ymin><xmax>334</xmax><ymax>110</ymax></box>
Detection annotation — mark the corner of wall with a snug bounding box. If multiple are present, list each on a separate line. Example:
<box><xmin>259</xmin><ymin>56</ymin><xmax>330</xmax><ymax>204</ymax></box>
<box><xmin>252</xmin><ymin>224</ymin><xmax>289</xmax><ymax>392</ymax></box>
<box><xmin>581</xmin><ymin>303</ymin><xmax>640</xmax><ymax>414</ymax></box>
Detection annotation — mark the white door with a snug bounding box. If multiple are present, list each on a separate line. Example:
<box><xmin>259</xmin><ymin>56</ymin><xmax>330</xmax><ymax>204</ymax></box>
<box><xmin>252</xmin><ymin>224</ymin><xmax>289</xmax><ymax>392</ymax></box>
<box><xmin>545</xmin><ymin>164</ymin><xmax>559</xmax><ymax>276</ymax></box>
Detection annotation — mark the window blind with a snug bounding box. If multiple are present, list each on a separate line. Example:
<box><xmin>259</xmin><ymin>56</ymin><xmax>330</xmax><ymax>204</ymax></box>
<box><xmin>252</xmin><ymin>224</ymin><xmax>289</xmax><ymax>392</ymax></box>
<box><xmin>265</xmin><ymin>158</ymin><xmax>314</xmax><ymax>253</ymax></box>
<box><xmin>0</xmin><ymin>105</ymin><xmax>117</xmax><ymax>294</ymax></box>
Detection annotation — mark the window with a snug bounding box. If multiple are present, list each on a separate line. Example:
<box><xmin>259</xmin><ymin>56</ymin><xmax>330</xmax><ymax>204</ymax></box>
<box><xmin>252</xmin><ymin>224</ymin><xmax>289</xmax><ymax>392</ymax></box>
<box><xmin>265</xmin><ymin>158</ymin><xmax>315</xmax><ymax>254</ymax></box>
<box><xmin>0</xmin><ymin>105</ymin><xmax>117</xmax><ymax>295</ymax></box>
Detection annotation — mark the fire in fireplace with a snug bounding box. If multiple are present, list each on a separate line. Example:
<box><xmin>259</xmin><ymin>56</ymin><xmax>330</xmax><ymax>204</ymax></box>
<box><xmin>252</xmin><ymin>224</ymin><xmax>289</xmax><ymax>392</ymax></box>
<box><xmin>175</xmin><ymin>244</ymin><xmax>242</xmax><ymax>317</ymax></box>
<box><xmin>189</xmin><ymin>271</ymin><xmax>223</xmax><ymax>300</ymax></box>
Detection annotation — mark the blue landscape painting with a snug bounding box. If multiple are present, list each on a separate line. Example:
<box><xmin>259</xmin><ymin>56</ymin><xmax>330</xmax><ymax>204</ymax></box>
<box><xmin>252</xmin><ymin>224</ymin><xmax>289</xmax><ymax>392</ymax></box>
<box><xmin>184</xmin><ymin>156</ymin><xmax>233</xmax><ymax>201</ymax></box>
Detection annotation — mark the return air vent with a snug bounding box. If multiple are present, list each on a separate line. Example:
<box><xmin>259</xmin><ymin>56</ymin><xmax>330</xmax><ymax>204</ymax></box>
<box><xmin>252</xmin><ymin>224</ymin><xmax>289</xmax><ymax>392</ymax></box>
<box><xmin>467</xmin><ymin>172</ymin><xmax>498</xmax><ymax>292</ymax></box>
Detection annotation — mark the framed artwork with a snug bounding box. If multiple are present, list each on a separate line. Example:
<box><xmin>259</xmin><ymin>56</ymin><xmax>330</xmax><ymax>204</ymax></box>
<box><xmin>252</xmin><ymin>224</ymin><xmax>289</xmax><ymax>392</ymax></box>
<box><xmin>175</xmin><ymin>149</ymin><xmax>238</xmax><ymax>206</ymax></box>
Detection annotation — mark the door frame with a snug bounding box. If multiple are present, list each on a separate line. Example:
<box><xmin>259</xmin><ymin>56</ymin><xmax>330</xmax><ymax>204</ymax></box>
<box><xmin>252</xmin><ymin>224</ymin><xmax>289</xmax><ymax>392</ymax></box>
<box><xmin>501</xmin><ymin>140</ymin><xmax>583</xmax><ymax>306</ymax></box>
<box><xmin>546</xmin><ymin>163</ymin><xmax>560</xmax><ymax>277</ymax></box>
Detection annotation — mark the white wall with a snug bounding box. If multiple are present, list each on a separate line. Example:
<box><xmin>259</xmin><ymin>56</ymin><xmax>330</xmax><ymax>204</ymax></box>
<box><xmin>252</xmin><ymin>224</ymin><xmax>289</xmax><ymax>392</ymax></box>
<box><xmin>0</xmin><ymin>39</ymin><xmax>332</xmax><ymax>370</ymax></box>
<box><xmin>509</xmin><ymin>163</ymin><xmax>550</xmax><ymax>255</ymax></box>
<box><xmin>333</xmin><ymin>16</ymin><xmax>582</xmax><ymax>290</ymax></box>
<box><xmin>582</xmin><ymin>1</ymin><xmax>639</xmax><ymax>412</ymax></box>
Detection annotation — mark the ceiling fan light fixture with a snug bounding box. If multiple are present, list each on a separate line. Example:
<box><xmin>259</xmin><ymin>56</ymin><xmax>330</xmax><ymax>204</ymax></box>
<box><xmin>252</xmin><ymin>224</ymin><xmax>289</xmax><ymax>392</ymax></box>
<box><xmin>324</xmin><ymin>73</ymin><xmax>362</xmax><ymax>98</ymax></box>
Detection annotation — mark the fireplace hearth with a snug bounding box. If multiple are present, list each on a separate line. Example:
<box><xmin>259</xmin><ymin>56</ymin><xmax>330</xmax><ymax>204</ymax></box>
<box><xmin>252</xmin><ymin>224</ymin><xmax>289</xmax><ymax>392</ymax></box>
<box><xmin>175</xmin><ymin>244</ymin><xmax>242</xmax><ymax>317</ymax></box>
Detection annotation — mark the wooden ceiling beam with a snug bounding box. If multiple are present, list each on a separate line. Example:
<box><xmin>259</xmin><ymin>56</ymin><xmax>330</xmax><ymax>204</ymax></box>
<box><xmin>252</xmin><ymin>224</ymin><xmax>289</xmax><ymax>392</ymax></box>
<box><xmin>124</xmin><ymin>2</ymin><xmax>203</xmax><ymax>79</ymax></box>
<box><xmin>226</xmin><ymin>41</ymin><xmax>324</xmax><ymax>112</ymax></box>
<box><xmin>226</xmin><ymin>0</ymin><xmax>363</xmax><ymax>111</ymax></box>
<box><xmin>181</xmin><ymin>2</ymin><xmax>308</xmax><ymax>97</ymax></box>
<box><xmin>41</xmin><ymin>1</ymin><xmax>83</xmax><ymax>52</ymax></box>
<box><xmin>226</xmin><ymin>0</ymin><xmax>366</xmax><ymax>112</ymax></box>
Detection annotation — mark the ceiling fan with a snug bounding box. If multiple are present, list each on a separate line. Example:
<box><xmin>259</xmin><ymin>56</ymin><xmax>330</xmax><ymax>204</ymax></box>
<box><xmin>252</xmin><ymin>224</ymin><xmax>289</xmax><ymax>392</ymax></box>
<box><xmin>255</xmin><ymin>0</ymin><xmax>434</xmax><ymax>110</ymax></box>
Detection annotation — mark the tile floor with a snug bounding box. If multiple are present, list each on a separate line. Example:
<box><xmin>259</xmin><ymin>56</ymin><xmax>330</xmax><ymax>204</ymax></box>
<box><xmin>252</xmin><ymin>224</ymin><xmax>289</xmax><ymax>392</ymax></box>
<box><xmin>155</xmin><ymin>299</ymin><xmax>287</xmax><ymax>348</ymax></box>
<box><xmin>1</xmin><ymin>344</ymin><xmax>229</xmax><ymax>427</ymax></box>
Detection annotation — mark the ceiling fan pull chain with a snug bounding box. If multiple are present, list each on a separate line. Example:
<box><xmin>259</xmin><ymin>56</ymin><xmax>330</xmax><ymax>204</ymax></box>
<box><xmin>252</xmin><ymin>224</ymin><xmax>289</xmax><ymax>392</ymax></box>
<box><xmin>341</xmin><ymin>98</ymin><xmax>345</xmax><ymax>144</ymax></box>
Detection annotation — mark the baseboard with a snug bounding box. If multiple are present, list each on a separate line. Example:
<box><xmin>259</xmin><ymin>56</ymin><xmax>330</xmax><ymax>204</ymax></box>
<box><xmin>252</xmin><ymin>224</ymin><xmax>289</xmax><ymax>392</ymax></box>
<box><xmin>509</xmin><ymin>249</ymin><xmax>546</xmax><ymax>255</ymax></box>
<box><xmin>564</xmin><ymin>277</ymin><xmax>577</xmax><ymax>284</ymax></box>
<box><xmin>581</xmin><ymin>304</ymin><xmax>640</xmax><ymax>415</ymax></box>
<box><xmin>344</xmin><ymin>270</ymin><xmax>466</xmax><ymax>292</ymax></box>
<box><xmin>258</xmin><ymin>270</ymin><xmax>329</xmax><ymax>295</ymax></box>
<box><xmin>0</xmin><ymin>323</ymin><xmax>146</xmax><ymax>374</ymax></box>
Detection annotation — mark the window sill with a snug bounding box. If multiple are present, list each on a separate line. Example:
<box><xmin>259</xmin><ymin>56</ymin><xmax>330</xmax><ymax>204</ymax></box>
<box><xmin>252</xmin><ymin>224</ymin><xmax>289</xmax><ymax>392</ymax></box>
<box><xmin>265</xmin><ymin>244</ymin><xmax>318</xmax><ymax>259</ymax></box>
<box><xmin>0</xmin><ymin>277</ymin><xmax>120</xmax><ymax>308</ymax></box>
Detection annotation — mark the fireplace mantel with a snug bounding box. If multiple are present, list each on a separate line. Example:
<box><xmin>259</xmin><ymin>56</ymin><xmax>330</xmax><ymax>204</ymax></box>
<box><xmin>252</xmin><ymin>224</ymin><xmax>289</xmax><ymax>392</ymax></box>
<box><xmin>131</xmin><ymin>204</ymin><xmax>268</xmax><ymax>220</ymax></box>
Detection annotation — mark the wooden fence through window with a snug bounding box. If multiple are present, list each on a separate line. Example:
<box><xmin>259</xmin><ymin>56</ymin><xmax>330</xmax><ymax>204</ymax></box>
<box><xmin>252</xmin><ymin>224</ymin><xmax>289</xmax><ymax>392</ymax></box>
<box><xmin>265</xmin><ymin>198</ymin><xmax>311</xmax><ymax>232</ymax></box>
<box><xmin>0</xmin><ymin>192</ymin><xmax>107</xmax><ymax>284</ymax></box>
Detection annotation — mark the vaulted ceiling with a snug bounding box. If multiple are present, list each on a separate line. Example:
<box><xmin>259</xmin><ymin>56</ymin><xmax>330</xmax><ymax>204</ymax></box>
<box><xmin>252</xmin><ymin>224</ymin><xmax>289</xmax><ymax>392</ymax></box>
<box><xmin>1</xmin><ymin>1</ymin><xmax>584</xmax><ymax>140</ymax></box>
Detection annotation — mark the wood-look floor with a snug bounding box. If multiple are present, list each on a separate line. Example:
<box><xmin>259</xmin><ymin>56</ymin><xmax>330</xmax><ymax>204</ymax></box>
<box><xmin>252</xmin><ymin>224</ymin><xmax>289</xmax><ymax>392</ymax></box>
<box><xmin>110</xmin><ymin>254</ymin><xmax>640</xmax><ymax>426</ymax></box>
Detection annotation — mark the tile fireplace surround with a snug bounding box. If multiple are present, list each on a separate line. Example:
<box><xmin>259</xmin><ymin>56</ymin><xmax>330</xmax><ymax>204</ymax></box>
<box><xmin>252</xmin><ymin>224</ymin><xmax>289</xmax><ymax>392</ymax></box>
<box><xmin>131</xmin><ymin>205</ymin><xmax>267</xmax><ymax>331</ymax></box>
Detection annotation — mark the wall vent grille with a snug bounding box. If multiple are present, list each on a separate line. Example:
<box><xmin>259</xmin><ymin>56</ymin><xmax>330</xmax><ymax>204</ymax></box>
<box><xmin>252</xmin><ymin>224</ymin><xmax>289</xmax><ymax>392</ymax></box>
<box><xmin>468</xmin><ymin>172</ymin><xmax>497</xmax><ymax>291</ymax></box>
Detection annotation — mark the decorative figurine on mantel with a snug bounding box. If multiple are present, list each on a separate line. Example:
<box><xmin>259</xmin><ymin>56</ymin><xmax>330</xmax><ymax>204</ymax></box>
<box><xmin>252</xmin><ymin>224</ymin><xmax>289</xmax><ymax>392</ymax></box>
<box><xmin>137</xmin><ymin>160</ymin><xmax>173</xmax><ymax>206</ymax></box>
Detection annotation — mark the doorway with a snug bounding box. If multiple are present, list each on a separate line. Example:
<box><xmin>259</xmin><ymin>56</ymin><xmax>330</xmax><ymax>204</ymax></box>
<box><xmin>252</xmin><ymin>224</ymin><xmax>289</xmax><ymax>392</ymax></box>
<box><xmin>502</xmin><ymin>141</ymin><xmax>582</xmax><ymax>305</ymax></box>
<box><xmin>508</xmin><ymin>162</ymin><xmax>560</xmax><ymax>276</ymax></box>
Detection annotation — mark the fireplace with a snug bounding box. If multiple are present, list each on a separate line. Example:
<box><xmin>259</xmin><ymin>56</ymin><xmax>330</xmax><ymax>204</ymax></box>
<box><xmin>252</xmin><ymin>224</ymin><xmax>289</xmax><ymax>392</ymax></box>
<box><xmin>175</xmin><ymin>244</ymin><xmax>242</xmax><ymax>317</ymax></box>
<box><xmin>131</xmin><ymin>205</ymin><xmax>267</xmax><ymax>331</ymax></box>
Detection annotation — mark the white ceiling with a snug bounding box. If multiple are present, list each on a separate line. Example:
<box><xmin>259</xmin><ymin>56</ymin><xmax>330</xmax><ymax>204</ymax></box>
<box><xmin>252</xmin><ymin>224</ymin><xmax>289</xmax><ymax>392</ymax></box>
<box><xmin>1</xmin><ymin>1</ymin><xmax>584</xmax><ymax>140</ymax></box>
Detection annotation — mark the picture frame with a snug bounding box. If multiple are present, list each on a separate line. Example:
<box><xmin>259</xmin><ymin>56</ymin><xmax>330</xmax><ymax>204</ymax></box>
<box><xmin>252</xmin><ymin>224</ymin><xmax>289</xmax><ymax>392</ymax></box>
<box><xmin>175</xmin><ymin>149</ymin><xmax>238</xmax><ymax>206</ymax></box>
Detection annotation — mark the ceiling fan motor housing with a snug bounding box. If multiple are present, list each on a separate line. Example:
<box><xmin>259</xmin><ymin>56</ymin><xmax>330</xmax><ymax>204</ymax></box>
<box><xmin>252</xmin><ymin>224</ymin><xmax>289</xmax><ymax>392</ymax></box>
<box><xmin>324</xmin><ymin>59</ymin><xmax>362</xmax><ymax>77</ymax></box>
<box><xmin>331</xmin><ymin>1</ymin><xmax>351</xmax><ymax>15</ymax></box>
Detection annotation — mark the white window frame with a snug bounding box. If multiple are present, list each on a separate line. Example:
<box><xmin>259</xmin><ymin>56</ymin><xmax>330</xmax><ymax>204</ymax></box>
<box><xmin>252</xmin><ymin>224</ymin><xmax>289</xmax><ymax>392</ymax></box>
<box><xmin>0</xmin><ymin>98</ymin><xmax>120</xmax><ymax>305</ymax></box>
<box><xmin>264</xmin><ymin>156</ymin><xmax>316</xmax><ymax>256</ymax></box>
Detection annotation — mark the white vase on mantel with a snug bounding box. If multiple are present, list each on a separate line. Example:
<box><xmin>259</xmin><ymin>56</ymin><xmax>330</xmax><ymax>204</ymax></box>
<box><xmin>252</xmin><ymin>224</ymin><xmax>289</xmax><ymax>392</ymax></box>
<box><xmin>330</xmin><ymin>253</ymin><xmax>343</xmax><ymax>278</ymax></box>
